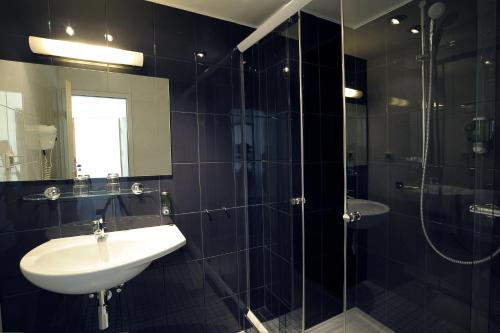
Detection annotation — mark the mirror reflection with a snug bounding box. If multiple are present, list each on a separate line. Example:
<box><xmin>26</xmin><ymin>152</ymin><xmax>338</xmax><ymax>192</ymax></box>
<box><xmin>0</xmin><ymin>59</ymin><xmax>172</xmax><ymax>181</ymax></box>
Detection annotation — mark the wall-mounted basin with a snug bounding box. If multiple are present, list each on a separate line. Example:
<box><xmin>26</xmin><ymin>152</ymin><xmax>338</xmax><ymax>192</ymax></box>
<box><xmin>20</xmin><ymin>224</ymin><xmax>186</xmax><ymax>295</ymax></box>
<box><xmin>347</xmin><ymin>198</ymin><xmax>390</xmax><ymax>230</ymax></box>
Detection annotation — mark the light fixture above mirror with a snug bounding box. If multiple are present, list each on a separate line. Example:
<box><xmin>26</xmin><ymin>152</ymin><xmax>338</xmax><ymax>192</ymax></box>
<box><xmin>28</xmin><ymin>36</ymin><xmax>143</xmax><ymax>67</ymax></box>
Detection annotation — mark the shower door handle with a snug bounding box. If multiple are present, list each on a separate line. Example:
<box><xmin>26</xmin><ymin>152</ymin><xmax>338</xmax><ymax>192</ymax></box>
<box><xmin>343</xmin><ymin>211</ymin><xmax>362</xmax><ymax>223</ymax></box>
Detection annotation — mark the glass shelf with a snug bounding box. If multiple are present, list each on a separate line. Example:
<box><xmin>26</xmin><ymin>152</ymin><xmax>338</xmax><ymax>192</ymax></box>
<box><xmin>22</xmin><ymin>188</ymin><xmax>158</xmax><ymax>201</ymax></box>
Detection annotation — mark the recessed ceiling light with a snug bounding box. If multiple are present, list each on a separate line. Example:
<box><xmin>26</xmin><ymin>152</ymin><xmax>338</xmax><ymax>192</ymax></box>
<box><xmin>195</xmin><ymin>51</ymin><xmax>206</xmax><ymax>59</ymax></box>
<box><xmin>409</xmin><ymin>26</ymin><xmax>420</xmax><ymax>34</ymax></box>
<box><xmin>389</xmin><ymin>15</ymin><xmax>406</xmax><ymax>25</ymax></box>
<box><xmin>65</xmin><ymin>26</ymin><xmax>75</xmax><ymax>36</ymax></box>
<box><xmin>104</xmin><ymin>34</ymin><xmax>113</xmax><ymax>42</ymax></box>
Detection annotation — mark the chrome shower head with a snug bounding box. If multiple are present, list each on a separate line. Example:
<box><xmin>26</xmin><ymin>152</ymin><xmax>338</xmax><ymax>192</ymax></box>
<box><xmin>428</xmin><ymin>2</ymin><xmax>446</xmax><ymax>20</ymax></box>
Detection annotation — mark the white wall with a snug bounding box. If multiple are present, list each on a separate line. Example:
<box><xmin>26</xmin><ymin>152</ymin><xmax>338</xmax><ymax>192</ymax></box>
<box><xmin>0</xmin><ymin>60</ymin><xmax>58</xmax><ymax>181</ymax></box>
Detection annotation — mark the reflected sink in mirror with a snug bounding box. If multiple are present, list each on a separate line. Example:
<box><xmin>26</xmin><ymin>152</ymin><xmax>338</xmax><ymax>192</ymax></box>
<box><xmin>347</xmin><ymin>198</ymin><xmax>390</xmax><ymax>230</ymax></box>
<box><xmin>20</xmin><ymin>225</ymin><xmax>185</xmax><ymax>294</ymax></box>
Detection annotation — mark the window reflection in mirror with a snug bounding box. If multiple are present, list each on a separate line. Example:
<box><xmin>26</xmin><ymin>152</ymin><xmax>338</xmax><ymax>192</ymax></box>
<box><xmin>72</xmin><ymin>95</ymin><xmax>129</xmax><ymax>178</ymax></box>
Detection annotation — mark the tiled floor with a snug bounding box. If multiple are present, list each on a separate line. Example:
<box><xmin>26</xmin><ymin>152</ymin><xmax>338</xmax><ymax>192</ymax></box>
<box><xmin>245</xmin><ymin>306</ymin><xmax>391</xmax><ymax>333</ymax></box>
<box><xmin>306</xmin><ymin>308</ymin><xmax>394</xmax><ymax>333</ymax></box>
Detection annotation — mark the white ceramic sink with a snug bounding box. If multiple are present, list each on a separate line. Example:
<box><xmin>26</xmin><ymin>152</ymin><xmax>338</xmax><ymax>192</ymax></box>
<box><xmin>347</xmin><ymin>198</ymin><xmax>390</xmax><ymax>230</ymax></box>
<box><xmin>20</xmin><ymin>224</ymin><xmax>186</xmax><ymax>294</ymax></box>
<box><xmin>347</xmin><ymin>198</ymin><xmax>390</xmax><ymax>217</ymax></box>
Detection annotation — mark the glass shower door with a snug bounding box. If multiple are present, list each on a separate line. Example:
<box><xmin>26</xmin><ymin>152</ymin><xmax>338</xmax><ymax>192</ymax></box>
<box><xmin>342</xmin><ymin>0</ymin><xmax>499</xmax><ymax>332</ymax></box>
<box><xmin>240</xmin><ymin>15</ymin><xmax>304</xmax><ymax>333</ymax></box>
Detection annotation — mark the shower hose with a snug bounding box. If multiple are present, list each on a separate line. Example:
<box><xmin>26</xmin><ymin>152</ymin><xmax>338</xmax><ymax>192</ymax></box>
<box><xmin>419</xmin><ymin>20</ymin><xmax>500</xmax><ymax>265</ymax></box>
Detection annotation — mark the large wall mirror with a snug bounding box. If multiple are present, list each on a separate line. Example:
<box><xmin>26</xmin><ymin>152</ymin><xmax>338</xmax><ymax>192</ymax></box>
<box><xmin>0</xmin><ymin>59</ymin><xmax>172</xmax><ymax>181</ymax></box>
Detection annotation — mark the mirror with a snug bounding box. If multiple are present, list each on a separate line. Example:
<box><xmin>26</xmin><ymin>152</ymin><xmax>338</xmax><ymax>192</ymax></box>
<box><xmin>0</xmin><ymin>59</ymin><xmax>172</xmax><ymax>181</ymax></box>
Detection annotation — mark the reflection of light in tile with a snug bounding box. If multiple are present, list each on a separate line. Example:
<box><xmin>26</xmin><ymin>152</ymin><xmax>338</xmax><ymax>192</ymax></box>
<box><xmin>388</xmin><ymin>97</ymin><xmax>410</xmax><ymax>107</ymax></box>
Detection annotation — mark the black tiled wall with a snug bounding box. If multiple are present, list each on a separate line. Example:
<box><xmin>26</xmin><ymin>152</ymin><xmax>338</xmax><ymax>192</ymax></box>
<box><xmin>0</xmin><ymin>1</ymin><xmax>256</xmax><ymax>332</ymax></box>
<box><xmin>300</xmin><ymin>12</ymin><xmax>345</xmax><ymax>329</ymax></box>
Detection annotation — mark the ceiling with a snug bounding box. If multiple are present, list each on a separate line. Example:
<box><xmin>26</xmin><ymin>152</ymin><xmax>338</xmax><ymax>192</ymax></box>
<box><xmin>148</xmin><ymin>0</ymin><xmax>411</xmax><ymax>29</ymax></box>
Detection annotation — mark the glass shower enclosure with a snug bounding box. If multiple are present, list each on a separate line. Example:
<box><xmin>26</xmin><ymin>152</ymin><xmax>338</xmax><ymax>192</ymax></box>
<box><xmin>344</xmin><ymin>0</ymin><xmax>500</xmax><ymax>332</ymax></box>
<box><xmin>238</xmin><ymin>0</ymin><xmax>499</xmax><ymax>332</ymax></box>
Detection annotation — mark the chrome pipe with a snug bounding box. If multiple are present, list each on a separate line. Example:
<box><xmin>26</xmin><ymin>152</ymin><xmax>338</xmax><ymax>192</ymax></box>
<box><xmin>418</xmin><ymin>1</ymin><xmax>427</xmax><ymax>167</ymax></box>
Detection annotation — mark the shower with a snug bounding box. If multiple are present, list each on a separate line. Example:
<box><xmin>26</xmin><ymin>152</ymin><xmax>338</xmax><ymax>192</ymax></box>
<box><xmin>419</xmin><ymin>1</ymin><xmax>500</xmax><ymax>265</ymax></box>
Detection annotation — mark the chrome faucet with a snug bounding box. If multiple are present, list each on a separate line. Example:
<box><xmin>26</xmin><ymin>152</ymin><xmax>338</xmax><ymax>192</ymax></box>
<box><xmin>92</xmin><ymin>218</ymin><xmax>107</xmax><ymax>240</ymax></box>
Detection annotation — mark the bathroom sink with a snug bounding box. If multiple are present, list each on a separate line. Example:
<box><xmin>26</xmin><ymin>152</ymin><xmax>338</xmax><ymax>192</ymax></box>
<box><xmin>20</xmin><ymin>225</ymin><xmax>186</xmax><ymax>294</ymax></box>
<box><xmin>348</xmin><ymin>198</ymin><xmax>390</xmax><ymax>217</ymax></box>
<box><xmin>347</xmin><ymin>198</ymin><xmax>390</xmax><ymax>230</ymax></box>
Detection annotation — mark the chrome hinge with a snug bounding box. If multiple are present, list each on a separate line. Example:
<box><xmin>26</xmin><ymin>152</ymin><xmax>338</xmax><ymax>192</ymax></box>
<box><xmin>290</xmin><ymin>197</ymin><xmax>306</xmax><ymax>206</ymax></box>
<box><xmin>343</xmin><ymin>211</ymin><xmax>361</xmax><ymax>223</ymax></box>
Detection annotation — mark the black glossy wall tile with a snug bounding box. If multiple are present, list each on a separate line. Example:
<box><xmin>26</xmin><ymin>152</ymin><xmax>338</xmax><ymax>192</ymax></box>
<box><xmin>155</xmin><ymin>9</ymin><xmax>196</xmax><ymax>63</ymax></box>
<box><xmin>164</xmin><ymin>260</ymin><xmax>204</xmax><ymax>312</ymax></box>
<box><xmin>319</xmin><ymin>66</ymin><xmax>343</xmax><ymax>115</ymax></box>
<box><xmin>0</xmin><ymin>0</ymin><xmax>50</xmax><ymax>38</ymax></box>
<box><xmin>204</xmin><ymin>252</ymin><xmax>239</xmax><ymax>298</ymax></box>
<box><xmin>171</xmin><ymin>163</ymin><xmax>200</xmax><ymax>214</ymax></box>
<box><xmin>2</xmin><ymin>291</ymin><xmax>66</xmax><ymax>332</ymax></box>
<box><xmin>165</xmin><ymin>301</ymin><xmax>205</xmax><ymax>333</ymax></box>
<box><xmin>119</xmin><ymin>265</ymin><xmax>167</xmax><ymax>331</ymax></box>
<box><xmin>195</xmin><ymin>15</ymin><xmax>251</xmax><ymax>66</ymax></box>
<box><xmin>205</xmin><ymin>295</ymin><xmax>241</xmax><ymax>333</ymax></box>
<box><xmin>0</xmin><ymin>228</ymin><xmax>60</xmax><ymax>298</ymax></box>
<box><xmin>156</xmin><ymin>57</ymin><xmax>197</xmax><ymax>112</ymax></box>
<box><xmin>49</xmin><ymin>0</ymin><xmax>107</xmax><ymax>46</ymax></box>
<box><xmin>106</xmin><ymin>0</ymin><xmax>154</xmax><ymax>55</ymax></box>
<box><xmin>163</xmin><ymin>213</ymin><xmax>202</xmax><ymax>264</ymax></box>
<box><xmin>0</xmin><ymin>182</ymin><xmax>59</xmax><ymax>233</ymax></box>
<box><xmin>247</xmin><ymin>161</ymin><xmax>264</xmax><ymax>205</ymax></box>
<box><xmin>171</xmin><ymin>112</ymin><xmax>199</xmax><ymax>163</ymax></box>
<box><xmin>199</xmin><ymin>114</ymin><xmax>233</xmax><ymax>162</ymax></box>
<box><xmin>0</xmin><ymin>34</ymin><xmax>53</xmax><ymax>65</ymax></box>
<box><xmin>197</xmin><ymin>63</ymin><xmax>235</xmax><ymax>115</ymax></box>
<box><xmin>200</xmin><ymin>163</ymin><xmax>235</xmax><ymax>210</ymax></box>
<box><xmin>202</xmin><ymin>209</ymin><xmax>237</xmax><ymax>257</ymax></box>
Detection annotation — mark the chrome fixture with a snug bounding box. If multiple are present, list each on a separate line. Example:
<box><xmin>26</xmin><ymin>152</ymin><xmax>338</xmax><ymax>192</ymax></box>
<box><xmin>131</xmin><ymin>182</ymin><xmax>144</xmax><ymax>195</ymax></box>
<box><xmin>97</xmin><ymin>290</ymin><xmax>111</xmax><ymax>330</ymax></box>
<box><xmin>290</xmin><ymin>197</ymin><xmax>306</xmax><ymax>206</ymax></box>
<box><xmin>161</xmin><ymin>191</ymin><xmax>172</xmax><ymax>216</ymax></box>
<box><xmin>470</xmin><ymin>204</ymin><xmax>500</xmax><ymax>219</ymax></box>
<box><xmin>43</xmin><ymin>186</ymin><xmax>60</xmax><ymax>200</ymax></box>
<box><xmin>395</xmin><ymin>181</ymin><xmax>420</xmax><ymax>190</ymax></box>
<box><xmin>389</xmin><ymin>15</ymin><xmax>406</xmax><ymax>25</ymax></box>
<box><xmin>65</xmin><ymin>26</ymin><xmax>75</xmax><ymax>36</ymax></box>
<box><xmin>92</xmin><ymin>218</ymin><xmax>107</xmax><ymax>240</ymax></box>
<box><xmin>343</xmin><ymin>211</ymin><xmax>361</xmax><ymax>224</ymax></box>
